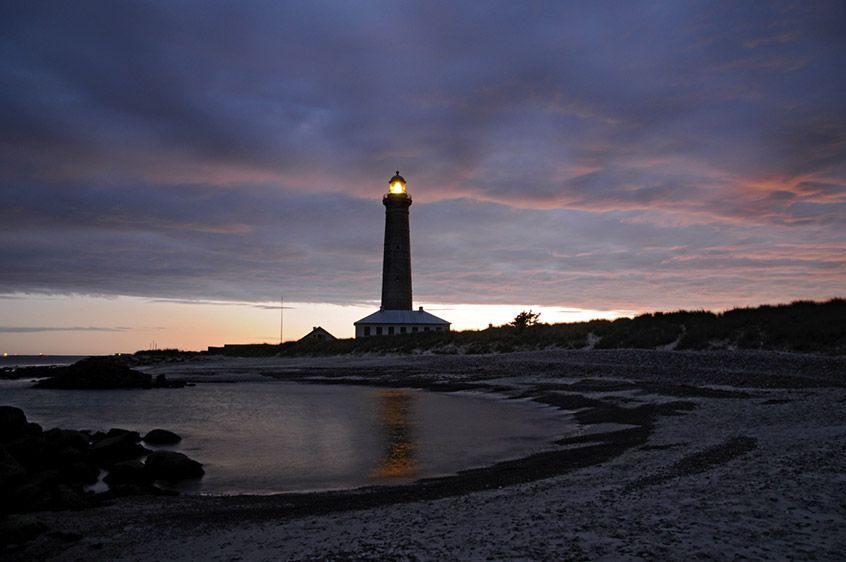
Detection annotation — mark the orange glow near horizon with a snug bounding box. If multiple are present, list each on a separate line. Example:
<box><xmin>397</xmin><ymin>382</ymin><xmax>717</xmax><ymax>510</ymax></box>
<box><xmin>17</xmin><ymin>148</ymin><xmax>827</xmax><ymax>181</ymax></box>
<box><xmin>0</xmin><ymin>294</ymin><xmax>632</xmax><ymax>355</ymax></box>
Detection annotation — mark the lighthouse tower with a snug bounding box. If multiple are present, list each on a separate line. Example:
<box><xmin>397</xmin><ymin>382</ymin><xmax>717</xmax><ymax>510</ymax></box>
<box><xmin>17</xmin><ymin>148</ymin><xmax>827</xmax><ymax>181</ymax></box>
<box><xmin>354</xmin><ymin>172</ymin><xmax>450</xmax><ymax>338</ymax></box>
<box><xmin>381</xmin><ymin>171</ymin><xmax>413</xmax><ymax>310</ymax></box>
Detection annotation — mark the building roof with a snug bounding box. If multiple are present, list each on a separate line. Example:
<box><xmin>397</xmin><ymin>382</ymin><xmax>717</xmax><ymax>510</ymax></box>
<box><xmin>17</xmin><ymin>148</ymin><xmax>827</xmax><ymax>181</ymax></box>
<box><xmin>298</xmin><ymin>326</ymin><xmax>337</xmax><ymax>341</ymax></box>
<box><xmin>354</xmin><ymin>308</ymin><xmax>450</xmax><ymax>326</ymax></box>
<box><xmin>389</xmin><ymin>171</ymin><xmax>406</xmax><ymax>186</ymax></box>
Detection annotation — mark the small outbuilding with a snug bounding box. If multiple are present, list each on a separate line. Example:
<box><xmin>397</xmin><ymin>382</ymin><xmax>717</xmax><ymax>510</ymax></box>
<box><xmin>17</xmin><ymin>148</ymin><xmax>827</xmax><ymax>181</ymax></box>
<box><xmin>354</xmin><ymin>307</ymin><xmax>450</xmax><ymax>338</ymax></box>
<box><xmin>299</xmin><ymin>326</ymin><xmax>337</xmax><ymax>342</ymax></box>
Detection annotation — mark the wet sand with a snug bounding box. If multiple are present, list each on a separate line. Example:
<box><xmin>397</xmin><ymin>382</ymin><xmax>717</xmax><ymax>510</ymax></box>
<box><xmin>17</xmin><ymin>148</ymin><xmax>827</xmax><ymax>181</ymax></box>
<box><xmin>7</xmin><ymin>349</ymin><xmax>846</xmax><ymax>561</ymax></box>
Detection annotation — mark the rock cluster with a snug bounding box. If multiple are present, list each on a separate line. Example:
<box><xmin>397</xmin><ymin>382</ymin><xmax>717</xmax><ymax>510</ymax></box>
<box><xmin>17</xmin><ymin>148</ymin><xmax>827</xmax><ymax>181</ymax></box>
<box><xmin>0</xmin><ymin>405</ymin><xmax>204</xmax><ymax>521</ymax></box>
<box><xmin>1</xmin><ymin>406</ymin><xmax>94</xmax><ymax>515</ymax></box>
<box><xmin>21</xmin><ymin>357</ymin><xmax>186</xmax><ymax>389</ymax></box>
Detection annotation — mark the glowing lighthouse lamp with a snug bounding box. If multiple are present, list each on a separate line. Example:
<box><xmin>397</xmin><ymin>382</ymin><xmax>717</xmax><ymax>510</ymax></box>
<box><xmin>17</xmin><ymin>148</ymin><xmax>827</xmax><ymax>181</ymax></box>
<box><xmin>388</xmin><ymin>171</ymin><xmax>407</xmax><ymax>195</ymax></box>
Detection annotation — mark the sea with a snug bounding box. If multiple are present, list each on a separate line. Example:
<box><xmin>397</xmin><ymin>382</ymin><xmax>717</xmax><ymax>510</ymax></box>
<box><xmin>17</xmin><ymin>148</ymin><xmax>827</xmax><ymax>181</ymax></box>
<box><xmin>1</xmin><ymin>355</ymin><xmax>89</xmax><ymax>368</ymax></box>
<box><xmin>0</xmin><ymin>379</ymin><xmax>575</xmax><ymax>495</ymax></box>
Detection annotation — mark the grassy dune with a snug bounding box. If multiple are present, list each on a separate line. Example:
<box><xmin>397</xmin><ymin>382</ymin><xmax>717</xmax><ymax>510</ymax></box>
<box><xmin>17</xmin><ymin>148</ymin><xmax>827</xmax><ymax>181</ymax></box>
<box><xmin>257</xmin><ymin>298</ymin><xmax>843</xmax><ymax>356</ymax></box>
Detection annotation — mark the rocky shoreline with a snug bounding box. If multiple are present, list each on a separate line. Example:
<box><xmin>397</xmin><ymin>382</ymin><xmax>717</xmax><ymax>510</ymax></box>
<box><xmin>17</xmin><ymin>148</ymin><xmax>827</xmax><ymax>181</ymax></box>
<box><xmin>0</xmin><ymin>407</ymin><xmax>205</xmax><ymax>546</ymax></box>
<box><xmin>3</xmin><ymin>349</ymin><xmax>845</xmax><ymax>560</ymax></box>
<box><xmin>3</xmin><ymin>357</ymin><xmax>186</xmax><ymax>389</ymax></box>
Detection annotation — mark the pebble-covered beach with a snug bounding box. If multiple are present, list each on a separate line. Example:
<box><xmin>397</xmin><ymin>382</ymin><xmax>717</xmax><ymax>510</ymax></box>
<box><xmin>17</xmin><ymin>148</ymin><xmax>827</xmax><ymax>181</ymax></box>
<box><xmin>6</xmin><ymin>349</ymin><xmax>846</xmax><ymax>561</ymax></box>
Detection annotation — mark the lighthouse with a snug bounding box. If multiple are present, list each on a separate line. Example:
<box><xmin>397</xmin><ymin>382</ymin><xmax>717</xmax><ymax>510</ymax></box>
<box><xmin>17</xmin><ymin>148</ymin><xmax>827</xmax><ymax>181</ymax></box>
<box><xmin>354</xmin><ymin>172</ymin><xmax>450</xmax><ymax>338</ymax></box>
<box><xmin>381</xmin><ymin>171</ymin><xmax>413</xmax><ymax>310</ymax></box>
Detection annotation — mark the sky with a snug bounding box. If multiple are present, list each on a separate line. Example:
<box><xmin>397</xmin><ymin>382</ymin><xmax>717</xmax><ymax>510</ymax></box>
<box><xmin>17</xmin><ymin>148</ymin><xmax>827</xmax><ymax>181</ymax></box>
<box><xmin>1</xmin><ymin>1</ymin><xmax>844</xmax><ymax>354</ymax></box>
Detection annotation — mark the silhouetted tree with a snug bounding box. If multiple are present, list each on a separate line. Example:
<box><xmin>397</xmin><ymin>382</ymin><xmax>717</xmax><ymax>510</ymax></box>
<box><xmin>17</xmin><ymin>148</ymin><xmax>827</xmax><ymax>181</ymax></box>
<box><xmin>511</xmin><ymin>310</ymin><xmax>541</xmax><ymax>331</ymax></box>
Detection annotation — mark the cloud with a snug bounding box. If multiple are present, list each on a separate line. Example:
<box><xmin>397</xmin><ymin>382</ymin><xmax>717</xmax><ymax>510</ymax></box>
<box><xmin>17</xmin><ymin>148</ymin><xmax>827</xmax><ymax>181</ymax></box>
<box><xmin>148</xmin><ymin>298</ymin><xmax>294</xmax><ymax>310</ymax></box>
<box><xmin>0</xmin><ymin>326</ymin><xmax>135</xmax><ymax>333</ymax></box>
<box><xmin>0</xmin><ymin>1</ymin><xmax>844</xmax><ymax>312</ymax></box>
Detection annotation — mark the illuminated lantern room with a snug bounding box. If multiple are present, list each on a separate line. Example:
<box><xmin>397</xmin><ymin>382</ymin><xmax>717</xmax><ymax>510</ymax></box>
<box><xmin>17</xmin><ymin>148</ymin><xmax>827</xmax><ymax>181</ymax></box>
<box><xmin>388</xmin><ymin>171</ymin><xmax>407</xmax><ymax>195</ymax></box>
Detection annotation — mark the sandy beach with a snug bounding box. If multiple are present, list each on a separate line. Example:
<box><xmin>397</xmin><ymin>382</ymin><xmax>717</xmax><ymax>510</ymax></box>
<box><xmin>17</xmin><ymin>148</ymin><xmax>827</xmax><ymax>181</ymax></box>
<box><xmin>6</xmin><ymin>349</ymin><xmax>846</xmax><ymax>561</ymax></box>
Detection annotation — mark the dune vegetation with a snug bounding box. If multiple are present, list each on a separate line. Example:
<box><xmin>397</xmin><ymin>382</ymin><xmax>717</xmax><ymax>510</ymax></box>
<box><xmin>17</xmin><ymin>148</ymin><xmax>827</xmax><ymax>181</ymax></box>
<box><xmin>207</xmin><ymin>298</ymin><xmax>845</xmax><ymax>357</ymax></box>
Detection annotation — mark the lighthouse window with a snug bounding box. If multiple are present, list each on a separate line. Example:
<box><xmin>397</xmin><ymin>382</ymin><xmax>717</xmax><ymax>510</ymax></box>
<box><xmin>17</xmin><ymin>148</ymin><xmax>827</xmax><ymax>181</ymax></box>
<box><xmin>389</xmin><ymin>180</ymin><xmax>405</xmax><ymax>194</ymax></box>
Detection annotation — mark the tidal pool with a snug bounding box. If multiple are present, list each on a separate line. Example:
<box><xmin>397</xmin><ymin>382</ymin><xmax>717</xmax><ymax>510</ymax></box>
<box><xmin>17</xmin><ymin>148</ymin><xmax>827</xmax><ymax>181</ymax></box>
<box><xmin>0</xmin><ymin>380</ymin><xmax>574</xmax><ymax>494</ymax></box>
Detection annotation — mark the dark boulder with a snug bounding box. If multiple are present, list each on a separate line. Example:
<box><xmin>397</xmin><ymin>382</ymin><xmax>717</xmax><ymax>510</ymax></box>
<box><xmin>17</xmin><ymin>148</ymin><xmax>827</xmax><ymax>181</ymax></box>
<box><xmin>44</xmin><ymin>428</ymin><xmax>89</xmax><ymax>452</ymax></box>
<box><xmin>0</xmin><ymin>406</ymin><xmax>27</xmax><ymax>442</ymax></box>
<box><xmin>105</xmin><ymin>428</ymin><xmax>140</xmax><ymax>440</ymax></box>
<box><xmin>90</xmin><ymin>430</ymin><xmax>150</xmax><ymax>464</ymax></box>
<box><xmin>50</xmin><ymin>446</ymin><xmax>99</xmax><ymax>485</ymax></box>
<box><xmin>4</xmin><ymin>434</ymin><xmax>51</xmax><ymax>473</ymax></box>
<box><xmin>54</xmin><ymin>445</ymin><xmax>85</xmax><ymax>466</ymax></box>
<box><xmin>32</xmin><ymin>357</ymin><xmax>153</xmax><ymax>389</ymax></box>
<box><xmin>145</xmin><ymin>451</ymin><xmax>204</xmax><ymax>481</ymax></box>
<box><xmin>90</xmin><ymin>430</ymin><xmax>107</xmax><ymax>443</ymax></box>
<box><xmin>0</xmin><ymin>446</ymin><xmax>26</xmax><ymax>491</ymax></box>
<box><xmin>103</xmin><ymin>460</ymin><xmax>152</xmax><ymax>486</ymax></box>
<box><xmin>143</xmin><ymin>429</ymin><xmax>182</xmax><ymax>445</ymax></box>
<box><xmin>62</xmin><ymin>460</ymin><xmax>100</xmax><ymax>485</ymax></box>
<box><xmin>23</xmin><ymin>422</ymin><xmax>43</xmax><ymax>438</ymax></box>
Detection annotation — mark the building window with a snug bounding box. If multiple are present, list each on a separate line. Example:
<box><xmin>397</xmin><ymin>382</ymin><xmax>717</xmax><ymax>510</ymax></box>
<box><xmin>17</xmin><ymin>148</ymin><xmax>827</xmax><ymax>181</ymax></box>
<box><xmin>412</xmin><ymin>327</ymin><xmax>418</xmax><ymax>333</ymax></box>
<box><xmin>376</xmin><ymin>326</ymin><xmax>383</xmax><ymax>335</ymax></box>
<box><xmin>388</xmin><ymin>326</ymin><xmax>395</xmax><ymax>335</ymax></box>
<box><xmin>400</xmin><ymin>327</ymin><xmax>406</xmax><ymax>334</ymax></box>
<box><xmin>424</xmin><ymin>327</ymin><xmax>430</xmax><ymax>332</ymax></box>
<box><xmin>364</xmin><ymin>327</ymin><xmax>370</xmax><ymax>336</ymax></box>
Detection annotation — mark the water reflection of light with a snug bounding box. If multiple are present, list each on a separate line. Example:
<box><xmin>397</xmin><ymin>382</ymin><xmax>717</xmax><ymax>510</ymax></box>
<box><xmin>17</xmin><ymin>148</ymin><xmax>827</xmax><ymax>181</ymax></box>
<box><xmin>372</xmin><ymin>389</ymin><xmax>418</xmax><ymax>479</ymax></box>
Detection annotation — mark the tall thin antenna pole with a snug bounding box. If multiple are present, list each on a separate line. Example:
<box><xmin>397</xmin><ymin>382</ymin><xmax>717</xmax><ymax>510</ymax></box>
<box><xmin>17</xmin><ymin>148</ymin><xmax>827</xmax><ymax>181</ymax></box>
<box><xmin>280</xmin><ymin>295</ymin><xmax>284</xmax><ymax>345</ymax></box>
